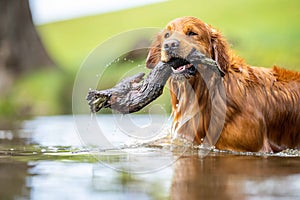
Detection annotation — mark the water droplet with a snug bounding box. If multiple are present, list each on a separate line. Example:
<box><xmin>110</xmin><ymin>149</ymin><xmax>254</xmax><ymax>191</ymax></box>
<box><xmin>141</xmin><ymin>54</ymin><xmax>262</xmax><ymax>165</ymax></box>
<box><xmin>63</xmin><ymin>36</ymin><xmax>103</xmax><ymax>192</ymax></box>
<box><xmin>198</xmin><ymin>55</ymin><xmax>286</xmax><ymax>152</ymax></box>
<box><xmin>91</xmin><ymin>113</ymin><xmax>96</xmax><ymax>120</ymax></box>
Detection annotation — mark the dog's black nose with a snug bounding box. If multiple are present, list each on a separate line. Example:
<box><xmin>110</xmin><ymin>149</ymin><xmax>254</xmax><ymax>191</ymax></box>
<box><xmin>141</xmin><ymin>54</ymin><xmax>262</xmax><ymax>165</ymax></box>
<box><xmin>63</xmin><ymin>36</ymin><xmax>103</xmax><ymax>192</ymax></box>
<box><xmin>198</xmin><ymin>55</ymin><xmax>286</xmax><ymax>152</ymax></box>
<box><xmin>163</xmin><ymin>39</ymin><xmax>180</xmax><ymax>52</ymax></box>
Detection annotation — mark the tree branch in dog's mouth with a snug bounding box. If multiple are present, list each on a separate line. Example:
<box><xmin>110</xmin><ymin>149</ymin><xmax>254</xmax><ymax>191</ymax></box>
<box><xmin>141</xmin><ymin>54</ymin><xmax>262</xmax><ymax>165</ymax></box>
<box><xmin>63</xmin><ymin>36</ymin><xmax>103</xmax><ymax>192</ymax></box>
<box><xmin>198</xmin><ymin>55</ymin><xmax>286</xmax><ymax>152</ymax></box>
<box><xmin>86</xmin><ymin>48</ymin><xmax>223</xmax><ymax>114</ymax></box>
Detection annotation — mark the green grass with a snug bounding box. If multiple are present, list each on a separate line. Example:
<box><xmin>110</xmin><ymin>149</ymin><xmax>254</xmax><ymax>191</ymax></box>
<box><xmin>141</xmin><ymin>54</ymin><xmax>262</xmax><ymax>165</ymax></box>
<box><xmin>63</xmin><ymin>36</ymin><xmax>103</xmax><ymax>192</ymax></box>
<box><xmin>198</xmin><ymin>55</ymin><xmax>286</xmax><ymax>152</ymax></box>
<box><xmin>11</xmin><ymin>69</ymin><xmax>67</xmax><ymax>115</ymax></box>
<box><xmin>38</xmin><ymin>0</ymin><xmax>300</xmax><ymax>71</ymax></box>
<box><xmin>3</xmin><ymin>0</ymin><xmax>299</xmax><ymax>118</ymax></box>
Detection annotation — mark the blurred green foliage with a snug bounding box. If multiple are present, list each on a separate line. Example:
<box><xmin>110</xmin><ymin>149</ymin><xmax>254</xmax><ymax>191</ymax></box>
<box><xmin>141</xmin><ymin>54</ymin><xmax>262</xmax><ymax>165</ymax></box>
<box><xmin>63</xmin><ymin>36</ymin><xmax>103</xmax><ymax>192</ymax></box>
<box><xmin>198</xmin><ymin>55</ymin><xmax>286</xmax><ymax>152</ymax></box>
<box><xmin>1</xmin><ymin>0</ymin><xmax>300</xmax><ymax>119</ymax></box>
<box><xmin>39</xmin><ymin>0</ymin><xmax>300</xmax><ymax>70</ymax></box>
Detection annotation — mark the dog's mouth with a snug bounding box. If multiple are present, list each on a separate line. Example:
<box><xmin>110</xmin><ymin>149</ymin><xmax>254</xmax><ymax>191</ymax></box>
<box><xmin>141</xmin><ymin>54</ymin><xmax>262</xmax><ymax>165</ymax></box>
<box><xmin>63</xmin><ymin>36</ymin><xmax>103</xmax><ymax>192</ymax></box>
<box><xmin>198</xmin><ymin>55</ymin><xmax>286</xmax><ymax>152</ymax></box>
<box><xmin>168</xmin><ymin>57</ymin><xmax>197</xmax><ymax>75</ymax></box>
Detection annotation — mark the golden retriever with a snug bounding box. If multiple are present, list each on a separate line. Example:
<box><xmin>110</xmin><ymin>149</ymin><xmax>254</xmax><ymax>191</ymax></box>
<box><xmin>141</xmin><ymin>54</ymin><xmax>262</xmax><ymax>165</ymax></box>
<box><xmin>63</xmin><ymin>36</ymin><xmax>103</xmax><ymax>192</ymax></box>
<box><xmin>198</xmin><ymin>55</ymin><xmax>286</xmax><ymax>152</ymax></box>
<box><xmin>146</xmin><ymin>16</ymin><xmax>300</xmax><ymax>152</ymax></box>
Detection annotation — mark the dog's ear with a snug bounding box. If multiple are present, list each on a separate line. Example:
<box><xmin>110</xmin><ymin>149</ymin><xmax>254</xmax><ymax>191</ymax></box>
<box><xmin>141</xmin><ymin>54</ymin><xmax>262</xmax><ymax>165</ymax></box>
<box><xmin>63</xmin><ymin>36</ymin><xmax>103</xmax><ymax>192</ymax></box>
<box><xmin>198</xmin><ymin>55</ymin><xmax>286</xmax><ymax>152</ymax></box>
<box><xmin>210</xmin><ymin>28</ymin><xmax>230</xmax><ymax>74</ymax></box>
<box><xmin>146</xmin><ymin>33</ymin><xmax>162</xmax><ymax>69</ymax></box>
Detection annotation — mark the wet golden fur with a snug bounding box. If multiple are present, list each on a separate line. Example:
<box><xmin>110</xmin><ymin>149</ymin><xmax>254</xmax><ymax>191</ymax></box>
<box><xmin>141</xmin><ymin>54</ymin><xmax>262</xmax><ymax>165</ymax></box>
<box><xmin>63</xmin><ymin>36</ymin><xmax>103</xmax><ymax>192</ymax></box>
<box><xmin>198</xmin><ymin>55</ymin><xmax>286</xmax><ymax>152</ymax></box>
<box><xmin>146</xmin><ymin>16</ymin><xmax>300</xmax><ymax>152</ymax></box>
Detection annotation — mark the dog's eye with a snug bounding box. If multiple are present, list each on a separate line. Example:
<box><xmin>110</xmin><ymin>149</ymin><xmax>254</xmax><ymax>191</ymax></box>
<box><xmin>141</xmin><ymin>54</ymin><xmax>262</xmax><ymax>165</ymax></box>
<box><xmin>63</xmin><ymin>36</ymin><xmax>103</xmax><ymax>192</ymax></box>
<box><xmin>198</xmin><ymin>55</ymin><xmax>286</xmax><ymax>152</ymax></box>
<box><xmin>186</xmin><ymin>31</ymin><xmax>198</xmax><ymax>36</ymax></box>
<box><xmin>164</xmin><ymin>32</ymin><xmax>170</xmax><ymax>38</ymax></box>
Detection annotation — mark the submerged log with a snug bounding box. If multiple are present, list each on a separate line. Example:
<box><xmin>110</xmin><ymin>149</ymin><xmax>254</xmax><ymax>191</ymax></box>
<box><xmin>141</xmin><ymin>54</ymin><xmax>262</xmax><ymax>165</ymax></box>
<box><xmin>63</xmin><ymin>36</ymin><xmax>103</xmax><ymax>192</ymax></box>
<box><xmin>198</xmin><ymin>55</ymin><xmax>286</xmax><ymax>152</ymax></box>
<box><xmin>86</xmin><ymin>48</ymin><xmax>223</xmax><ymax>114</ymax></box>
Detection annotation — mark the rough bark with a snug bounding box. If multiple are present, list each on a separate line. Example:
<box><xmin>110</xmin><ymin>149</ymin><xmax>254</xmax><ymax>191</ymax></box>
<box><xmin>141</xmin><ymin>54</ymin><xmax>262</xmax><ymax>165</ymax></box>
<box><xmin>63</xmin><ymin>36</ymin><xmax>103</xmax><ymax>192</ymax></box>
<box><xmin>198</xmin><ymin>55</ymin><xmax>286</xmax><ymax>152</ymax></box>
<box><xmin>87</xmin><ymin>61</ymin><xmax>172</xmax><ymax>113</ymax></box>
<box><xmin>0</xmin><ymin>0</ymin><xmax>55</xmax><ymax>94</ymax></box>
<box><xmin>87</xmin><ymin>48</ymin><xmax>223</xmax><ymax>114</ymax></box>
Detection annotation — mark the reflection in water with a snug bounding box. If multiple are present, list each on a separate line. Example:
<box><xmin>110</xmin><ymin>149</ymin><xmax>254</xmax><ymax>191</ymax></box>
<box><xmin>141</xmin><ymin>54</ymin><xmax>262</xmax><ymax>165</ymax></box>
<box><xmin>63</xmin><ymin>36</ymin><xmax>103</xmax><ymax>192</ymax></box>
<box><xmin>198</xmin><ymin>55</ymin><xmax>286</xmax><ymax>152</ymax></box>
<box><xmin>0</xmin><ymin>161</ymin><xmax>30</xmax><ymax>200</ymax></box>
<box><xmin>171</xmin><ymin>153</ymin><xmax>300</xmax><ymax>199</ymax></box>
<box><xmin>0</xmin><ymin>116</ymin><xmax>300</xmax><ymax>199</ymax></box>
<box><xmin>92</xmin><ymin>163</ymin><xmax>172</xmax><ymax>199</ymax></box>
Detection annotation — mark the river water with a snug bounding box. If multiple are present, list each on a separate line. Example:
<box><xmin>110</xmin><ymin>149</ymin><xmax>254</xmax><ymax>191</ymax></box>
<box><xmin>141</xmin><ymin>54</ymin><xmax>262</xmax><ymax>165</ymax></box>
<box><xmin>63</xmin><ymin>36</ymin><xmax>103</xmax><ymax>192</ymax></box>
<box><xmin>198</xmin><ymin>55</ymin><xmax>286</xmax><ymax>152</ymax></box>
<box><xmin>1</xmin><ymin>115</ymin><xmax>300</xmax><ymax>199</ymax></box>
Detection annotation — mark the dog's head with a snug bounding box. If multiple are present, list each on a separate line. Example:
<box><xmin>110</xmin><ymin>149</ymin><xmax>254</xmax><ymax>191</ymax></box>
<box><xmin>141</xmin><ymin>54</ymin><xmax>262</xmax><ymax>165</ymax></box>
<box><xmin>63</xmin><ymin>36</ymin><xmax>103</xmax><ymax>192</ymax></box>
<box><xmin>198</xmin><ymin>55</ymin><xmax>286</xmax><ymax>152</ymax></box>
<box><xmin>146</xmin><ymin>16</ymin><xmax>230</xmax><ymax>77</ymax></box>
